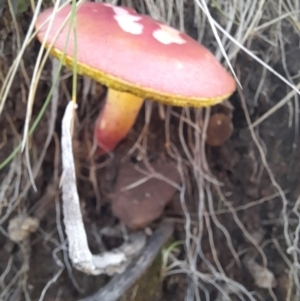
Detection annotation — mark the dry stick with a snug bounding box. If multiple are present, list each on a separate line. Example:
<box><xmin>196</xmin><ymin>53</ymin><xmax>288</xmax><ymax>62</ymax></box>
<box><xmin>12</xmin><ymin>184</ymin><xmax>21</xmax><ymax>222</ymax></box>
<box><xmin>61</xmin><ymin>101</ymin><xmax>146</xmax><ymax>275</ymax></box>
<box><xmin>79</xmin><ymin>221</ymin><xmax>174</xmax><ymax>301</ymax></box>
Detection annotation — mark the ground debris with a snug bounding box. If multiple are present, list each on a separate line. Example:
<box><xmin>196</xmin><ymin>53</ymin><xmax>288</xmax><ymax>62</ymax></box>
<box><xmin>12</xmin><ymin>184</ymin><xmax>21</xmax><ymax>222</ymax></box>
<box><xmin>243</xmin><ymin>255</ymin><xmax>277</xmax><ymax>289</ymax></box>
<box><xmin>8</xmin><ymin>215</ymin><xmax>39</xmax><ymax>243</ymax></box>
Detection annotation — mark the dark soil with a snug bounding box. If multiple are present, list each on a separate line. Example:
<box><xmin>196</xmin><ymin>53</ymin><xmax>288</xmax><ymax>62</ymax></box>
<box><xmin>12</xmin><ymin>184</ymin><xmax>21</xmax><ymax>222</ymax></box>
<box><xmin>0</xmin><ymin>2</ymin><xmax>299</xmax><ymax>301</ymax></box>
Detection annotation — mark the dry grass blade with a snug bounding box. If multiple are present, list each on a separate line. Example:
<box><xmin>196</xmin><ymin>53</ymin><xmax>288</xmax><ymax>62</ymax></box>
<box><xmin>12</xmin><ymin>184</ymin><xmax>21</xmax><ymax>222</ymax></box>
<box><xmin>251</xmin><ymin>81</ymin><xmax>300</xmax><ymax>128</ymax></box>
<box><xmin>195</xmin><ymin>0</ymin><xmax>241</xmax><ymax>87</ymax></box>
<box><xmin>0</xmin><ymin>0</ymin><xmax>44</xmax><ymax>116</ymax></box>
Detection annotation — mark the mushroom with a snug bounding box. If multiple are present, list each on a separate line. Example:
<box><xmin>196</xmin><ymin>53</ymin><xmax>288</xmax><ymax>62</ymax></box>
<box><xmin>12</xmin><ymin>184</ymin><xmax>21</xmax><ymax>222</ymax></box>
<box><xmin>205</xmin><ymin>113</ymin><xmax>233</xmax><ymax>146</ymax></box>
<box><xmin>112</xmin><ymin>159</ymin><xmax>181</xmax><ymax>229</ymax></box>
<box><xmin>35</xmin><ymin>3</ymin><xmax>236</xmax><ymax>153</ymax></box>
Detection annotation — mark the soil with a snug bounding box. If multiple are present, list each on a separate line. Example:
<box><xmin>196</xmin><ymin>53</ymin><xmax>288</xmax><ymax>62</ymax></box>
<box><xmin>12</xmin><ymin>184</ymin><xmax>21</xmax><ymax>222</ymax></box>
<box><xmin>0</xmin><ymin>2</ymin><xmax>299</xmax><ymax>301</ymax></box>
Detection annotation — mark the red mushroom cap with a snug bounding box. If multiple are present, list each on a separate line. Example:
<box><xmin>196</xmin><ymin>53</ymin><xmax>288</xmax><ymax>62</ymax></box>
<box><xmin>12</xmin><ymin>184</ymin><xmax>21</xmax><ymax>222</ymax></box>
<box><xmin>35</xmin><ymin>3</ymin><xmax>236</xmax><ymax>107</ymax></box>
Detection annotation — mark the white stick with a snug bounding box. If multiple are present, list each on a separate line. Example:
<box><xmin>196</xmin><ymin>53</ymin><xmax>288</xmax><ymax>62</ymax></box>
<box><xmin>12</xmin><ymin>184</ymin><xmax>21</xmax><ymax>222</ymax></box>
<box><xmin>61</xmin><ymin>101</ymin><xmax>146</xmax><ymax>275</ymax></box>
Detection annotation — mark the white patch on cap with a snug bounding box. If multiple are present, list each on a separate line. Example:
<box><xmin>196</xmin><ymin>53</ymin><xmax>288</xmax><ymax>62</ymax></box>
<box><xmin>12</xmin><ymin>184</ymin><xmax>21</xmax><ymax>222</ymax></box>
<box><xmin>111</xmin><ymin>6</ymin><xmax>130</xmax><ymax>16</ymax></box>
<box><xmin>103</xmin><ymin>3</ymin><xmax>114</xmax><ymax>8</ymax></box>
<box><xmin>100</xmin><ymin>119</ymin><xmax>106</xmax><ymax>130</ymax></box>
<box><xmin>153</xmin><ymin>24</ymin><xmax>186</xmax><ymax>45</ymax></box>
<box><xmin>104</xmin><ymin>4</ymin><xmax>143</xmax><ymax>35</ymax></box>
<box><xmin>176</xmin><ymin>61</ymin><xmax>183</xmax><ymax>69</ymax></box>
<box><xmin>114</xmin><ymin>15</ymin><xmax>143</xmax><ymax>34</ymax></box>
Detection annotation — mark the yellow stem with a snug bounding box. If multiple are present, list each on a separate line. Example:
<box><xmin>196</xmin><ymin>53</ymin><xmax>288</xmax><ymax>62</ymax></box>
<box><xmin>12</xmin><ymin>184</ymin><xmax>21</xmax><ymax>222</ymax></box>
<box><xmin>95</xmin><ymin>89</ymin><xmax>144</xmax><ymax>153</ymax></box>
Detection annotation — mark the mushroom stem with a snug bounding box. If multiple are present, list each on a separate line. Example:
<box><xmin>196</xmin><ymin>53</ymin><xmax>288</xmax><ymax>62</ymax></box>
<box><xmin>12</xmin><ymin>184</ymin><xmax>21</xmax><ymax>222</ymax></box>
<box><xmin>95</xmin><ymin>89</ymin><xmax>144</xmax><ymax>153</ymax></box>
